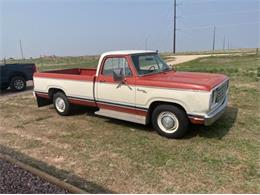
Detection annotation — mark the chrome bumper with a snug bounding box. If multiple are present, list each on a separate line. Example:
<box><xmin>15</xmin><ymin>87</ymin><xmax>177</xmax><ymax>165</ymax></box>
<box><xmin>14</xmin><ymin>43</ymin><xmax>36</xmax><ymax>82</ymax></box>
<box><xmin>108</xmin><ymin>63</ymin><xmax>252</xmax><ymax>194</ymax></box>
<box><xmin>204</xmin><ymin>96</ymin><xmax>228</xmax><ymax>126</ymax></box>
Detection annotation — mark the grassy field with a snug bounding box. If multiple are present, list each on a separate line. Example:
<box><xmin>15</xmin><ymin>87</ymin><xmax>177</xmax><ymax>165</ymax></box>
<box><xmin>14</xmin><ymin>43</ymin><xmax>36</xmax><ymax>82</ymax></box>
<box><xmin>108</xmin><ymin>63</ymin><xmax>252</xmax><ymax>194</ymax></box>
<box><xmin>0</xmin><ymin>54</ymin><xmax>259</xmax><ymax>193</ymax></box>
<box><xmin>162</xmin><ymin>48</ymin><xmax>259</xmax><ymax>56</ymax></box>
<box><xmin>2</xmin><ymin>55</ymin><xmax>99</xmax><ymax>71</ymax></box>
<box><xmin>2</xmin><ymin>48</ymin><xmax>258</xmax><ymax>71</ymax></box>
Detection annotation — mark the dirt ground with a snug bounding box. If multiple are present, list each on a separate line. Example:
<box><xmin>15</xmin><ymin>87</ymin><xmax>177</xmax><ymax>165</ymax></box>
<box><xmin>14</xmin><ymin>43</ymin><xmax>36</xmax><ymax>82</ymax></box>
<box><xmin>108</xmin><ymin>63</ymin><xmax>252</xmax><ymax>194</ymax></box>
<box><xmin>166</xmin><ymin>54</ymin><xmax>230</xmax><ymax>65</ymax></box>
<box><xmin>0</xmin><ymin>81</ymin><xmax>33</xmax><ymax>98</ymax></box>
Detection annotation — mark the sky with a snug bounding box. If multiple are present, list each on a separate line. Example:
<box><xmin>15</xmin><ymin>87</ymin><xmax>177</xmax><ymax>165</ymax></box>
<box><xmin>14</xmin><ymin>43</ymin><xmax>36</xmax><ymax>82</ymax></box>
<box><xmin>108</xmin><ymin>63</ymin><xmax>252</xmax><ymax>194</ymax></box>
<box><xmin>0</xmin><ymin>0</ymin><xmax>259</xmax><ymax>58</ymax></box>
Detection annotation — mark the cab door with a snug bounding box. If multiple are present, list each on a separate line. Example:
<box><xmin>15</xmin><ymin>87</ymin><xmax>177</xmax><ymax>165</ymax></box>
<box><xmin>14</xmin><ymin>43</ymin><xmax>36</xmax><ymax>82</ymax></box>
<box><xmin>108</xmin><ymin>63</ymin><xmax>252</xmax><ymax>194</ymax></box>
<box><xmin>95</xmin><ymin>56</ymin><xmax>137</xmax><ymax>119</ymax></box>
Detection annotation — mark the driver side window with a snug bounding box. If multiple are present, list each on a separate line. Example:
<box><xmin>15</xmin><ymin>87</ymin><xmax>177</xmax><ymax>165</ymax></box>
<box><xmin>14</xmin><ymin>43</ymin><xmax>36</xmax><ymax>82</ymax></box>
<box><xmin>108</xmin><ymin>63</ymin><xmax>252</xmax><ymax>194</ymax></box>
<box><xmin>102</xmin><ymin>57</ymin><xmax>132</xmax><ymax>76</ymax></box>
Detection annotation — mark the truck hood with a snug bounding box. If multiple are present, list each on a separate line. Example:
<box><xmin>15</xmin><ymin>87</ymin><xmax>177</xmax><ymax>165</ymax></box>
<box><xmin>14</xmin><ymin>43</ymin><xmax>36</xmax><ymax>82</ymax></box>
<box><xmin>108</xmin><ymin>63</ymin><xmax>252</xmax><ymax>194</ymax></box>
<box><xmin>137</xmin><ymin>71</ymin><xmax>228</xmax><ymax>91</ymax></box>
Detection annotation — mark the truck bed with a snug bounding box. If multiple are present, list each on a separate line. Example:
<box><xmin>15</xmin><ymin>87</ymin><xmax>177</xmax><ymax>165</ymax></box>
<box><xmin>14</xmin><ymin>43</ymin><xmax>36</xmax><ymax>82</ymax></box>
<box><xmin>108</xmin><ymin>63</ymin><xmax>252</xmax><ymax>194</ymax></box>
<box><xmin>33</xmin><ymin>68</ymin><xmax>97</xmax><ymax>105</ymax></box>
<box><xmin>34</xmin><ymin>68</ymin><xmax>96</xmax><ymax>81</ymax></box>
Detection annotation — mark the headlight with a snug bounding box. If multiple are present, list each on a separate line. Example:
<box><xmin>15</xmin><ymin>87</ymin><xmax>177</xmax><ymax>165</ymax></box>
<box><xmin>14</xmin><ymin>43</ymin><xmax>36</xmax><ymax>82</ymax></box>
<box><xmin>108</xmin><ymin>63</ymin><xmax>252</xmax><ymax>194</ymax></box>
<box><xmin>212</xmin><ymin>90</ymin><xmax>216</xmax><ymax>104</ymax></box>
<box><xmin>210</xmin><ymin>80</ymin><xmax>229</xmax><ymax>110</ymax></box>
<box><xmin>210</xmin><ymin>90</ymin><xmax>217</xmax><ymax>109</ymax></box>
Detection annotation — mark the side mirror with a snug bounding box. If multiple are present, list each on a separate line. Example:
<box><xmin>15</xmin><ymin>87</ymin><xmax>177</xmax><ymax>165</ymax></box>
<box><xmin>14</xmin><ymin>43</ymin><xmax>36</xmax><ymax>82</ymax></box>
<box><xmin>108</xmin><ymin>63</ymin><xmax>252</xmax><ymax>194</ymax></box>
<box><xmin>169</xmin><ymin>64</ymin><xmax>176</xmax><ymax>71</ymax></box>
<box><xmin>113</xmin><ymin>68</ymin><xmax>124</xmax><ymax>82</ymax></box>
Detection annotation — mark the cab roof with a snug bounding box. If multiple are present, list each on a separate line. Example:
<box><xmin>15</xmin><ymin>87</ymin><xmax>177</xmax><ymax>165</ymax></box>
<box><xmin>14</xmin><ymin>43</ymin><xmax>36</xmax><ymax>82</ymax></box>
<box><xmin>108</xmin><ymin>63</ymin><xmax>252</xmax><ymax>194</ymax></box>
<box><xmin>101</xmin><ymin>50</ymin><xmax>156</xmax><ymax>56</ymax></box>
<box><xmin>96</xmin><ymin>50</ymin><xmax>157</xmax><ymax>76</ymax></box>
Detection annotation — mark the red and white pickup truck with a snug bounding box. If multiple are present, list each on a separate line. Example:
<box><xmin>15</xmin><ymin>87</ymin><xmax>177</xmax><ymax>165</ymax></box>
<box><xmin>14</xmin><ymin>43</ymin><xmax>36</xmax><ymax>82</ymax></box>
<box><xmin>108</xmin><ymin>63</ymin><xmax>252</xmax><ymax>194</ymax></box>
<box><xmin>33</xmin><ymin>50</ymin><xmax>229</xmax><ymax>138</ymax></box>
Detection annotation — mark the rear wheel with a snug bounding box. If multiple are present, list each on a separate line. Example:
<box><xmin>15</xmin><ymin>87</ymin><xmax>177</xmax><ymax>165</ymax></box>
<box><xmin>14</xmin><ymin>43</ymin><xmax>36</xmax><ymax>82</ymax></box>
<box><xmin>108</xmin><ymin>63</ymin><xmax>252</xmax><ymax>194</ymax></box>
<box><xmin>10</xmin><ymin>76</ymin><xmax>26</xmax><ymax>91</ymax></box>
<box><xmin>53</xmin><ymin>92</ymin><xmax>71</xmax><ymax>116</ymax></box>
<box><xmin>152</xmin><ymin>104</ymin><xmax>189</xmax><ymax>138</ymax></box>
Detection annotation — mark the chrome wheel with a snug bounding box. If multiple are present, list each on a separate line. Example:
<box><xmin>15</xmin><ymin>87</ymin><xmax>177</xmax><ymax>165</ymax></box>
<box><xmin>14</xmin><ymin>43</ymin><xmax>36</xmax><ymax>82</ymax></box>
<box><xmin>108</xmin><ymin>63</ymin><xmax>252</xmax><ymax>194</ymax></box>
<box><xmin>55</xmin><ymin>97</ymin><xmax>66</xmax><ymax>113</ymax></box>
<box><xmin>13</xmin><ymin>79</ymin><xmax>24</xmax><ymax>90</ymax></box>
<box><xmin>157</xmin><ymin>111</ymin><xmax>179</xmax><ymax>133</ymax></box>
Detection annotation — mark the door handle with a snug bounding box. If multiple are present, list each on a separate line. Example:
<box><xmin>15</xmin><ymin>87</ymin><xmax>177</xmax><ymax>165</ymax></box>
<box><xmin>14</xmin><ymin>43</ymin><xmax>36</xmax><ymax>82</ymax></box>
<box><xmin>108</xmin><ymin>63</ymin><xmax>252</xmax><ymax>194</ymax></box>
<box><xmin>99</xmin><ymin>80</ymin><xmax>106</xmax><ymax>83</ymax></box>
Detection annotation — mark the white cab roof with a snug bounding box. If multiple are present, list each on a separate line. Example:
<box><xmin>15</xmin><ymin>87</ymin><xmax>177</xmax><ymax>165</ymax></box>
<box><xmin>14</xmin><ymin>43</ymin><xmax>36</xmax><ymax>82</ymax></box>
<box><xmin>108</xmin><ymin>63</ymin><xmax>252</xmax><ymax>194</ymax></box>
<box><xmin>102</xmin><ymin>50</ymin><xmax>156</xmax><ymax>56</ymax></box>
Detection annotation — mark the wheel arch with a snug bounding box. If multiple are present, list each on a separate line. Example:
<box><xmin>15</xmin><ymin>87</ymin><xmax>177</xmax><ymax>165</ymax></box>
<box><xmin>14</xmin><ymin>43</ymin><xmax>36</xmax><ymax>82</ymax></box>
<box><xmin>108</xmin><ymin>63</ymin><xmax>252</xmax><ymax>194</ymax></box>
<box><xmin>9</xmin><ymin>72</ymin><xmax>27</xmax><ymax>82</ymax></box>
<box><xmin>48</xmin><ymin>87</ymin><xmax>66</xmax><ymax>102</ymax></box>
<box><xmin>146</xmin><ymin>100</ymin><xmax>188</xmax><ymax>124</ymax></box>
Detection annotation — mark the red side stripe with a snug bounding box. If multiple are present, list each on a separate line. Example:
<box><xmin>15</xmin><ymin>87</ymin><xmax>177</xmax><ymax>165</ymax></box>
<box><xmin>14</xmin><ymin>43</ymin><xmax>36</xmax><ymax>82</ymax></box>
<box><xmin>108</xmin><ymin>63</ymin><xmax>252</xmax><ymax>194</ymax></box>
<box><xmin>68</xmin><ymin>98</ymin><xmax>96</xmax><ymax>107</ymax></box>
<box><xmin>35</xmin><ymin>92</ymin><xmax>147</xmax><ymax>116</ymax></box>
<box><xmin>36</xmin><ymin>92</ymin><xmax>49</xmax><ymax>99</ymax></box>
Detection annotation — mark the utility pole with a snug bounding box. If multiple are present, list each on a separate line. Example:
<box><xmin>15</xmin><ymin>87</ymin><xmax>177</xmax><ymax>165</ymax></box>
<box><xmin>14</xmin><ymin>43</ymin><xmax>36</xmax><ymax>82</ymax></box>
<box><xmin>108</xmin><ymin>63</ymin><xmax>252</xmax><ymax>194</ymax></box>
<box><xmin>173</xmin><ymin>0</ymin><xmax>177</xmax><ymax>54</ymax></box>
<box><xmin>223</xmin><ymin>36</ymin><xmax>225</xmax><ymax>51</ymax></box>
<box><xmin>227</xmin><ymin>39</ymin><xmax>230</xmax><ymax>54</ymax></box>
<box><xmin>212</xmin><ymin>26</ymin><xmax>216</xmax><ymax>52</ymax></box>
<box><xmin>19</xmin><ymin>40</ymin><xmax>24</xmax><ymax>59</ymax></box>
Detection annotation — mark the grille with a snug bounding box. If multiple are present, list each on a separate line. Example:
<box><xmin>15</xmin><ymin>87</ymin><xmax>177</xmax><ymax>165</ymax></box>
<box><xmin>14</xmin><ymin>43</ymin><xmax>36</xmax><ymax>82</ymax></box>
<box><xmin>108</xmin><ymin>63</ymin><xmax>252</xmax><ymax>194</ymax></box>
<box><xmin>214</xmin><ymin>80</ymin><xmax>228</xmax><ymax>103</ymax></box>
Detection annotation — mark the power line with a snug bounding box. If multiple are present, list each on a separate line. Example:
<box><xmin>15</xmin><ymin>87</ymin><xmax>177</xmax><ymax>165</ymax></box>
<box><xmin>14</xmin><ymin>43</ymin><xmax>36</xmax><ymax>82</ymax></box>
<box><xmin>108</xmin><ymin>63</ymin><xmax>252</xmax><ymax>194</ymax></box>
<box><xmin>182</xmin><ymin>9</ymin><xmax>260</xmax><ymax>17</ymax></box>
<box><xmin>179</xmin><ymin>21</ymin><xmax>260</xmax><ymax>30</ymax></box>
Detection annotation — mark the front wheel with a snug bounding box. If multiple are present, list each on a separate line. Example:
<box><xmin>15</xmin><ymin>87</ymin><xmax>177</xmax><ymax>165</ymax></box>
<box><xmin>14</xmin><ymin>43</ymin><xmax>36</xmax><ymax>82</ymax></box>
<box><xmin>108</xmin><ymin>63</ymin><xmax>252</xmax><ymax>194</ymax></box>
<box><xmin>53</xmin><ymin>92</ymin><xmax>71</xmax><ymax>116</ymax></box>
<box><xmin>152</xmin><ymin>104</ymin><xmax>189</xmax><ymax>139</ymax></box>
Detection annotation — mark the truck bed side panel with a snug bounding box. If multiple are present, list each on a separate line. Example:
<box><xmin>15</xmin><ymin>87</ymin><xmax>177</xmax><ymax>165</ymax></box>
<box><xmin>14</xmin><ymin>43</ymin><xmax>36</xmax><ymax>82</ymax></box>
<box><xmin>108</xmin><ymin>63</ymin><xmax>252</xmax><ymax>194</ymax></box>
<box><xmin>33</xmin><ymin>72</ymin><xmax>96</xmax><ymax>107</ymax></box>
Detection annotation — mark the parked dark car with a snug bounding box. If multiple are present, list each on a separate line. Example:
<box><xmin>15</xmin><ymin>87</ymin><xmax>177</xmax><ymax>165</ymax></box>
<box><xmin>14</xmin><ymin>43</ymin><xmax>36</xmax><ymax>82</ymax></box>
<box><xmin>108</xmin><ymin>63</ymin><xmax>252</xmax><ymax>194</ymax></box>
<box><xmin>0</xmin><ymin>63</ymin><xmax>36</xmax><ymax>91</ymax></box>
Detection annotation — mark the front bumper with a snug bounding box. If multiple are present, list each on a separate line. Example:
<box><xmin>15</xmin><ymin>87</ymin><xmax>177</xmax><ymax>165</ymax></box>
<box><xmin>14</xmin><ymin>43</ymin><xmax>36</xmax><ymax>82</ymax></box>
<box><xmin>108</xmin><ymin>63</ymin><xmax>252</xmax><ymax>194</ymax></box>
<box><xmin>188</xmin><ymin>96</ymin><xmax>228</xmax><ymax>126</ymax></box>
<box><xmin>204</xmin><ymin>96</ymin><xmax>228</xmax><ymax>126</ymax></box>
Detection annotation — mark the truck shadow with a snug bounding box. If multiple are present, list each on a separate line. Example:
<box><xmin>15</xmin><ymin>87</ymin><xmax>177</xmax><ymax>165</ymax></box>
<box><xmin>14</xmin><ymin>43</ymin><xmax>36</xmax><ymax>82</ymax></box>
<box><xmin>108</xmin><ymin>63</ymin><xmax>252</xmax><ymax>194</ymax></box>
<box><xmin>184</xmin><ymin>106</ymin><xmax>238</xmax><ymax>139</ymax></box>
<box><xmin>0</xmin><ymin>145</ymin><xmax>115</xmax><ymax>194</ymax></box>
<box><xmin>69</xmin><ymin>105</ymin><xmax>153</xmax><ymax>132</ymax></box>
<box><xmin>70</xmin><ymin>106</ymin><xmax>238</xmax><ymax>140</ymax></box>
<box><xmin>96</xmin><ymin>106</ymin><xmax>238</xmax><ymax>139</ymax></box>
<box><xmin>69</xmin><ymin>105</ymin><xmax>99</xmax><ymax>116</ymax></box>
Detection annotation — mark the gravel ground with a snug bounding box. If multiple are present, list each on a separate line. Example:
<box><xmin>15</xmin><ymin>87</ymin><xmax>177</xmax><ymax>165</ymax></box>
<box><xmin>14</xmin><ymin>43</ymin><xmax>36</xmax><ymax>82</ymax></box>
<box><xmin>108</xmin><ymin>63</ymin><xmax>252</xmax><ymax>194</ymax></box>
<box><xmin>0</xmin><ymin>159</ymin><xmax>68</xmax><ymax>193</ymax></box>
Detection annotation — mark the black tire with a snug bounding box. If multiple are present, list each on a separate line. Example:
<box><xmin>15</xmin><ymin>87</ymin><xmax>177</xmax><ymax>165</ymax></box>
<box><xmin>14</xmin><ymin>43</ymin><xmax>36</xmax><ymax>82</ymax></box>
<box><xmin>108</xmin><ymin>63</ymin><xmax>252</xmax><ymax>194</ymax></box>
<box><xmin>10</xmin><ymin>76</ymin><xmax>26</xmax><ymax>91</ymax></box>
<box><xmin>53</xmin><ymin>92</ymin><xmax>71</xmax><ymax>116</ymax></box>
<box><xmin>152</xmin><ymin>104</ymin><xmax>189</xmax><ymax>139</ymax></box>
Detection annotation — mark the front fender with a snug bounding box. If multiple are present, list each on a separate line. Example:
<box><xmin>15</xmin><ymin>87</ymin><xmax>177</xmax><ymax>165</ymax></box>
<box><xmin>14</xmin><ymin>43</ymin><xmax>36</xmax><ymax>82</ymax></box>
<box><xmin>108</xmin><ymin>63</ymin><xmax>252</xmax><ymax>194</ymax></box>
<box><xmin>146</xmin><ymin>97</ymin><xmax>190</xmax><ymax>113</ymax></box>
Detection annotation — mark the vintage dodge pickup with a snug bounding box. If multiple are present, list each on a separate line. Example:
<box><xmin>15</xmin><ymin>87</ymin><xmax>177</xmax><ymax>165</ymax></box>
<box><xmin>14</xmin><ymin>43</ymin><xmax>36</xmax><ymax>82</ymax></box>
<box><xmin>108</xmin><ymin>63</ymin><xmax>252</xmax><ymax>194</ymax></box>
<box><xmin>33</xmin><ymin>50</ymin><xmax>229</xmax><ymax>138</ymax></box>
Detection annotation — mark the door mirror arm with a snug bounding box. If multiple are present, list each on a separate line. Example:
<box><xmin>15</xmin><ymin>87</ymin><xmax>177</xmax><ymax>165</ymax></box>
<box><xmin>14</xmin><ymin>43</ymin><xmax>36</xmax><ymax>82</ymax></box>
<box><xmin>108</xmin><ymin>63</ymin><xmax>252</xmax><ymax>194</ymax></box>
<box><xmin>113</xmin><ymin>68</ymin><xmax>132</xmax><ymax>90</ymax></box>
<box><xmin>113</xmin><ymin>69</ymin><xmax>124</xmax><ymax>82</ymax></box>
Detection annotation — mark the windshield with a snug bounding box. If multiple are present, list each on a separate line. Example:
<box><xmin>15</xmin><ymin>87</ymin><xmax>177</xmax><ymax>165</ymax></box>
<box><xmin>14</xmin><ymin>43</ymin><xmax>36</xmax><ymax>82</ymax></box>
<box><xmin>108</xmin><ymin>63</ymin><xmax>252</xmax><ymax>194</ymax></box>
<box><xmin>131</xmin><ymin>54</ymin><xmax>171</xmax><ymax>76</ymax></box>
